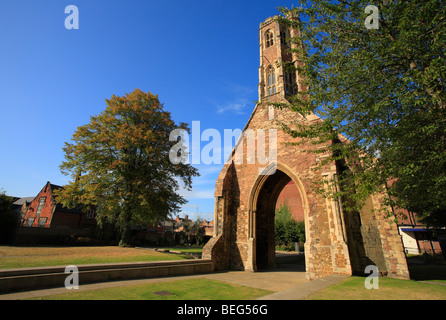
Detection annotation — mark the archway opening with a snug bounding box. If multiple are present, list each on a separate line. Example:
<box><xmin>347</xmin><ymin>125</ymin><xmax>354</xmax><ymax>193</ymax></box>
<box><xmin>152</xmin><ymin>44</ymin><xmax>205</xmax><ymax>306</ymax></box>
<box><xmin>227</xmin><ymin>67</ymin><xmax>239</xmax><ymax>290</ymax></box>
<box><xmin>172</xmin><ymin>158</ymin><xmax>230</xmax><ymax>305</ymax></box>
<box><xmin>254</xmin><ymin>169</ymin><xmax>306</xmax><ymax>271</ymax></box>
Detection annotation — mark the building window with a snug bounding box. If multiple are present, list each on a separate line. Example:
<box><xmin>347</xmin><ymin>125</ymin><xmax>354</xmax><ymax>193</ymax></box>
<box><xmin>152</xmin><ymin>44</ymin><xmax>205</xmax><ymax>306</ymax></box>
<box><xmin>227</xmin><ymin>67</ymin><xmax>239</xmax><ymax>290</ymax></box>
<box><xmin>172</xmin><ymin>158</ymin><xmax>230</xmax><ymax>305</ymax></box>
<box><xmin>285</xmin><ymin>71</ymin><xmax>297</xmax><ymax>95</ymax></box>
<box><xmin>280</xmin><ymin>28</ymin><xmax>290</xmax><ymax>48</ymax></box>
<box><xmin>284</xmin><ymin>63</ymin><xmax>298</xmax><ymax>95</ymax></box>
<box><xmin>265</xmin><ymin>30</ymin><xmax>274</xmax><ymax>48</ymax></box>
<box><xmin>36</xmin><ymin>197</ymin><xmax>46</xmax><ymax>216</ymax></box>
<box><xmin>86</xmin><ymin>209</ymin><xmax>95</xmax><ymax>219</ymax></box>
<box><xmin>38</xmin><ymin>217</ymin><xmax>47</xmax><ymax>227</ymax></box>
<box><xmin>267</xmin><ymin>67</ymin><xmax>276</xmax><ymax>95</ymax></box>
<box><xmin>26</xmin><ymin>218</ymin><xmax>35</xmax><ymax>227</ymax></box>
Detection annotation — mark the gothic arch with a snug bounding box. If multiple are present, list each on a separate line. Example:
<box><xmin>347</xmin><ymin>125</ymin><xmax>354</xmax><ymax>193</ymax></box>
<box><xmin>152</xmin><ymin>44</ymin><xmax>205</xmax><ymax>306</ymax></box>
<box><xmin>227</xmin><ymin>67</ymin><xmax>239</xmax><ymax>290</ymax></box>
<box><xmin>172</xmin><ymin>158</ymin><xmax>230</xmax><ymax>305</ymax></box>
<box><xmin>264</xmin><ymin>29</ymin><xmax>274</xmax><ymax>48</ymax></box>
<box><xmin>247</xmin><ymin>162</ymin><xmax>309</xmax><ymax>237</ymax></box>
<box><xmin>245</xmin><ymin>162</ymin><xmax>310</xmax><ymax>271</ymax></box>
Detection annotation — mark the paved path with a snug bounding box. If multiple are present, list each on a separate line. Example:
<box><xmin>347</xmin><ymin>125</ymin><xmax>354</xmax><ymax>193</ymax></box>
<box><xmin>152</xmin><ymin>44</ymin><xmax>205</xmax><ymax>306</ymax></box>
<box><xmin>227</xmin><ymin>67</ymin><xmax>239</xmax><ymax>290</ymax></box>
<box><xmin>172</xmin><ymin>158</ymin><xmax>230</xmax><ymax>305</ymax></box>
<box><xmin>0</xmin><ymin>259</ymin><xmax>348</xmax><ymax>300</ymax></box>
<box><xmin>257</xmin><ymin>274</ymin><xmax>349</xmax><ymax>300</ymax></box>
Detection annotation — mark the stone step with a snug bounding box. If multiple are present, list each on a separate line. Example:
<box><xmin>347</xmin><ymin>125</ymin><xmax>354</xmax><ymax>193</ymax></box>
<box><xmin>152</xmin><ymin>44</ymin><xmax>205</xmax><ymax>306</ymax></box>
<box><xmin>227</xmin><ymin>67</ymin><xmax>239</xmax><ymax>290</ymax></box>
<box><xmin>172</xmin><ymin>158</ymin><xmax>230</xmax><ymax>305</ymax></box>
<box><xmin>0</xmin><ymin>259</ymin><xmax>214</xmax><ymax>293</ymax></box>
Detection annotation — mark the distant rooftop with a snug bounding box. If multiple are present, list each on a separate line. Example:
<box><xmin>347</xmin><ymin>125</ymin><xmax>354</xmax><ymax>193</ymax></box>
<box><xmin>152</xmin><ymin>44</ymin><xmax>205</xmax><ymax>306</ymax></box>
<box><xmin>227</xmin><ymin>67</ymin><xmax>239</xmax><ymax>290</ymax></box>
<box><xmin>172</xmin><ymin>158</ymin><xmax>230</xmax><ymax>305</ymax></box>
<box><xmin>12</xmin><ymin>197</ymin><xmax>35</xmax><ymax>205</ymax></box>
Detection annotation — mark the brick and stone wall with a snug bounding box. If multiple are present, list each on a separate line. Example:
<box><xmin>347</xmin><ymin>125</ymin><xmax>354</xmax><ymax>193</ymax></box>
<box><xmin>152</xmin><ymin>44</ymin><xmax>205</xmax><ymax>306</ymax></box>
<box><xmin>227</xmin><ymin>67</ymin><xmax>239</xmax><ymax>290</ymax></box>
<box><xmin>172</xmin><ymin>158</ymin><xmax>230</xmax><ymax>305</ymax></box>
<box><xmin>203</xmin><ymin>15</ymin><xmax>409</xmax><ymax>281</ymax></box>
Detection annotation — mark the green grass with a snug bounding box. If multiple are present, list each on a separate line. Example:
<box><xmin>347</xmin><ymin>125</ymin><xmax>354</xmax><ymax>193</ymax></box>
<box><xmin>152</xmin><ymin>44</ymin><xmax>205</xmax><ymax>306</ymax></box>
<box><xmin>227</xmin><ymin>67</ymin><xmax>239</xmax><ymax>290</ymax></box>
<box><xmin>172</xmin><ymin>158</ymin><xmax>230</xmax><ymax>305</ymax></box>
<box><xmin>306</xmin><ymin>276</ymin><xmax>446</xmax><ymax>300</ymax></box>
<box><xmin>0</xmin><ymin>246</ymin><xmax>192</xmax><ymax>269</ymax></box>
<box><xmin>30</xmin><ymin>278</ymin><xmax>273</xmax><ymax>300</ymax></box>
<box><xmin>32</xmin><ymin>275</ymin><xmax>446</xmax><ymax>300</ymax></box>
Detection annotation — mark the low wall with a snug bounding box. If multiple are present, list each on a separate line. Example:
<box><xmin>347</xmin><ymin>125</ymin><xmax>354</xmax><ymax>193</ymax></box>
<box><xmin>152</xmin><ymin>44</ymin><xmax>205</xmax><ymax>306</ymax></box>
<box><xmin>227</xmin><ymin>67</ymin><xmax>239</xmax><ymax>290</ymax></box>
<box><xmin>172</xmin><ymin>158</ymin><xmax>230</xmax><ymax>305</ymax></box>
<box><xmin>0</xmin><ymin>259</ymin><xmax>214</xmax><ymax>293</ymax></box>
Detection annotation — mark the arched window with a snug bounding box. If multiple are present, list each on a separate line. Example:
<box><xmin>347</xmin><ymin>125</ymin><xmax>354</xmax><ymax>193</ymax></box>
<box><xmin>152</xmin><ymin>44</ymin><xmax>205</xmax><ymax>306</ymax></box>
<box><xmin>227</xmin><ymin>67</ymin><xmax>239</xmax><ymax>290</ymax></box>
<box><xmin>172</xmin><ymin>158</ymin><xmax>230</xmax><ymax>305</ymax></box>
<box><xmin>280</xmin><ymin>28</ymin><xmax>290</xmax><ymax>48</ymax></box>
<box><xmin>285</xmin><ymin>69</ymin><xmax>297</xmax><ymax>95</ymax></box>
<box><xmin>267</xmin><ymin>67</ymin><xmax>276</xmax><ymax>95</ymax></box>
<box><xmin>265</xmin><ymin>30</ymin><xmax>274</xmax><ymax>48</ymax></box>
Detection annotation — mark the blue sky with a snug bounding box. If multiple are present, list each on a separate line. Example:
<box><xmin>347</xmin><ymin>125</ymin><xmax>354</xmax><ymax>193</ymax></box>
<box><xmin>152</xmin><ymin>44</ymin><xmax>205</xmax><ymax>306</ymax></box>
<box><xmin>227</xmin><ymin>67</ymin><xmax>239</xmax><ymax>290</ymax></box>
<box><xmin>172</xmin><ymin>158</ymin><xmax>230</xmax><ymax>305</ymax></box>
<box><xmin>0</xmin><ymin>0</ymin><xmax>295</xmax><ymax>222</ymax></box>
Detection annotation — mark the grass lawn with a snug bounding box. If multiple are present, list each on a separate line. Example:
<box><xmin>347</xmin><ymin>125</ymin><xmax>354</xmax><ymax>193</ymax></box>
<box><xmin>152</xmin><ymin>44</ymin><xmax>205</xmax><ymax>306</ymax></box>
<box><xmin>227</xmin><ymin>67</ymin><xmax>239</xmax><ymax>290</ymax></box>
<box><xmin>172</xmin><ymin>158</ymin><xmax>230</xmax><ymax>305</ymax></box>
<box><xmin>306</xmin><ymin>276</ymin><xmax>446</xmax><ymax>300</ymax></box>
<box><xmin>30</xmin><ymin>278</ymin><xmax>273</xmax><ymax>300</ymax></box>
<box><xmin>0</xmin><ymin>246</ymin><xmax>192</xmax><ymax>269</ymax></box>
<box><xmin>29</xmin><ymin>275</ymin><xmax>446</xmax><ymax>300</ymax></box>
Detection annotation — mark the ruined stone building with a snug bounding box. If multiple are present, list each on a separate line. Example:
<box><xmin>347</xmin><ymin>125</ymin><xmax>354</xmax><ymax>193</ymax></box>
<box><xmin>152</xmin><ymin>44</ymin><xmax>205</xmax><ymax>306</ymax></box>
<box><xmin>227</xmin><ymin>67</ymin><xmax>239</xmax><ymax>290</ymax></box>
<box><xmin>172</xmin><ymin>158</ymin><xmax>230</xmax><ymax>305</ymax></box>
<box><xmin>203</xmin><ymin>15</ymin><xmax>409</xmax><ymax>280</ymax></box>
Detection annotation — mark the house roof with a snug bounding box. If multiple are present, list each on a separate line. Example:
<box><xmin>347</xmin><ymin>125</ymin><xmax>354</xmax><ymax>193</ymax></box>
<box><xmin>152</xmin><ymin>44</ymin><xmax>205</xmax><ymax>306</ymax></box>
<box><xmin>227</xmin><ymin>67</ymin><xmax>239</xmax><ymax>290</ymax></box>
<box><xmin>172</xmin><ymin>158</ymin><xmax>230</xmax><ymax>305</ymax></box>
<box><xmin>49</xmin><ymin>183</ymin><xmax>64</xmax><ymax>192</ymax></box>
<box><xmin>13</xmin><ymin>197</ymin><xmax>35</xmax><ymax>205</ymax></box>
<box><xmin>37</xmin><ymin>181</ymin><xmax>85</xmax><ymax>214</ymax></box>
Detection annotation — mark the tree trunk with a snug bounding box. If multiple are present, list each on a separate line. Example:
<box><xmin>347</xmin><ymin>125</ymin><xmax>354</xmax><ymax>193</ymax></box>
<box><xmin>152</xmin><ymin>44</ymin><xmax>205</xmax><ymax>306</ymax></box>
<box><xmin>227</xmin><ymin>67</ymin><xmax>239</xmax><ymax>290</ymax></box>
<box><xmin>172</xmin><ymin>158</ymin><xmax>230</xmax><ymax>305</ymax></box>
<box><xmin>119</xmin><ymin>224</ymin><xmax>131</xmax><ymax>247</ymax></box>
<box><xmin>119</xmin><ymin>206</ymin><xmax>132</xmax><ymax>247</ymax></box>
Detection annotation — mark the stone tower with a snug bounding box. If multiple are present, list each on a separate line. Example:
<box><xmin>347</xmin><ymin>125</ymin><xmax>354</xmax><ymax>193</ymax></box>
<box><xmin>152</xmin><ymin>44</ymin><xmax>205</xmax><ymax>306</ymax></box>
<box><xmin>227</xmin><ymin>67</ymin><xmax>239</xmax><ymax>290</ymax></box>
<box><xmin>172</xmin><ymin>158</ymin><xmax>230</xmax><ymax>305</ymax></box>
<box><xmin>258</xmin><ymin>14</ymin><xmax>301</xmax><ymax>104</ymax></box>
<box><xmin>202</xmin><ymin>15</ymin><xmax>410</xmax><ymax>281</ymax></box>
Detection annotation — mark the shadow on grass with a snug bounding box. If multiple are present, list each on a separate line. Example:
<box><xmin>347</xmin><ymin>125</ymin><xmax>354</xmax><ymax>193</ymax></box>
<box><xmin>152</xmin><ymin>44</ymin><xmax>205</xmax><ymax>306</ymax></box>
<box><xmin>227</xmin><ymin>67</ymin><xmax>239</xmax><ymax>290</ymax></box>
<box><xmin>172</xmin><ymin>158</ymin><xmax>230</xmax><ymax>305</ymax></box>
<box><xmin>407</xmin><ymin>255</ymin><xmax>446</xmax><ymax>282</ymax></box>
<box><xmin>255</xmin><ymin>252</ymin><xmax>306</xmax><ymax>273</ymax></box>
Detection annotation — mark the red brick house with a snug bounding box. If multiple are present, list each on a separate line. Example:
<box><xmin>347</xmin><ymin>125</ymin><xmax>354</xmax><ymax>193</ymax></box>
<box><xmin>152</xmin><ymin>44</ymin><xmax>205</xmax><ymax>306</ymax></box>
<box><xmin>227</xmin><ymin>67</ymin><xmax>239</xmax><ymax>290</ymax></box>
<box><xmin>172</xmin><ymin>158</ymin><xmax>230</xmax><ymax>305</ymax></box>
<box><xmin>133</xmin><ymin>215</ymin><xmax>214</xmax><ymax>245</ymax></box>
<box><xmin>396</xmin><ymin>209</ymin><xmax>445</xmax><ymax>256</ymax></box>
<box><xmin>275</xmin><ymin>180</ymin><xmax>304</xmax><ymax>222</ymax></box>
<box><xmin>21</xmin><ymin>181</ymin><xmax>96</xmax><ymax>231</ymax></box>
<box><xmin>200</xmin><ymin>219</ymin><xmax>214</xmax><ymax>237</ymax></box>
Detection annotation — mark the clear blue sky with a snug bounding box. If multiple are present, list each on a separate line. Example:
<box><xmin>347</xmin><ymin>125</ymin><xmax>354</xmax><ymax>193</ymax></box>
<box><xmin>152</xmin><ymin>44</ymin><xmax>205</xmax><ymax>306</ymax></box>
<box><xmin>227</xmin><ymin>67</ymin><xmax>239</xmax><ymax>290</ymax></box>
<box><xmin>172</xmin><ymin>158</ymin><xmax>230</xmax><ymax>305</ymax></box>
<box><xmin>0</xmin><ymin>0</ymin><xmax>295</xmax><ymax>222</ymax></box>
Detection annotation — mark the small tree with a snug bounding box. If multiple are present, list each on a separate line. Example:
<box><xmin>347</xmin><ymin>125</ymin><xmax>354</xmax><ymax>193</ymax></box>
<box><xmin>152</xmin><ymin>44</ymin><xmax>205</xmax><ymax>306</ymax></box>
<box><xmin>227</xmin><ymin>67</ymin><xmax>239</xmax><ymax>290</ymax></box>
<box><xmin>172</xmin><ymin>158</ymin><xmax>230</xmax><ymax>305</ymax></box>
<box><xmin>192</xmin><ymin>215</ymin><xmax>205</xmax><ymax>246</ymax></box>
<box><xmin>275</xmin><ymin>201</ymin><xmax>305</xmax><ymax>251</ymax></box>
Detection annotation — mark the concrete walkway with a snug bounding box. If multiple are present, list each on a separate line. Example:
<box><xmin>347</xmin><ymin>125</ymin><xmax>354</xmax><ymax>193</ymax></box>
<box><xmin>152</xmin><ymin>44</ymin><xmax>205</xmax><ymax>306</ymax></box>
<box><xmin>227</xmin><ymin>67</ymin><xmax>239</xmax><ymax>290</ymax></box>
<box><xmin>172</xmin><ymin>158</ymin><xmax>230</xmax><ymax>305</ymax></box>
<box><xmin>257</xmin><ymin>274</ymin><xmax>349</xmax><ymax>300</ymax></box>
<box><xmin>0</xmin><ymin>255</ymin><xmax>349</xmax><ymax>300</ymax></box>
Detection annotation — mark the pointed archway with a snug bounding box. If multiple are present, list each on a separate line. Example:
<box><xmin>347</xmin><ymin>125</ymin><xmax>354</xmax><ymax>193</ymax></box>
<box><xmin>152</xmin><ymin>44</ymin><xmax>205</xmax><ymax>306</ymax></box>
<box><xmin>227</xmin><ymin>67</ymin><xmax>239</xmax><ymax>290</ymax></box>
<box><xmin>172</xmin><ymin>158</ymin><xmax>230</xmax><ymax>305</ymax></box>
<box><xmin>245</xmin><ymin>162</ymin><xmax>309</xmax><ymax>272</ymax></box>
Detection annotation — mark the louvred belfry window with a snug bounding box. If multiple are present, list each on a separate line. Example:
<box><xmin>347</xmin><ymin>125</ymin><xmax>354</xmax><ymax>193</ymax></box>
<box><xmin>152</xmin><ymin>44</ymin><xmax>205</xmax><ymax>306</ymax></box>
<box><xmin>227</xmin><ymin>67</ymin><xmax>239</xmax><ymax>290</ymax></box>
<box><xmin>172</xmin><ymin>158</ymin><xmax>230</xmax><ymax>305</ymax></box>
<box><xmin>265</xmin><ymin>30</ymin><xmax>273</xmax><ymax>48</ymax></box>
<box><xmin>267</xmin><ymin>67</ymin><xmax>276</xmax><ymax>95</ymax></box>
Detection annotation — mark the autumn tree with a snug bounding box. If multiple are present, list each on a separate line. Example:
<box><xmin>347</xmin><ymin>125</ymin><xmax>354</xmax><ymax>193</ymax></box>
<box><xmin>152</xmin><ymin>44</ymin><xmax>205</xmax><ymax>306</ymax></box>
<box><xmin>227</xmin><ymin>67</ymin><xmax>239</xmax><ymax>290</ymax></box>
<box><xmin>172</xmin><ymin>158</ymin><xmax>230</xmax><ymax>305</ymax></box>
<box><xmin>275</xmin><ymin>1</ymin><xmax>445</xmax><ymax>225</ymax></box>
<box><xmin>55</xmin><ymin>89</ymin><xmax>199</xmax><ymax>245</ymax></box>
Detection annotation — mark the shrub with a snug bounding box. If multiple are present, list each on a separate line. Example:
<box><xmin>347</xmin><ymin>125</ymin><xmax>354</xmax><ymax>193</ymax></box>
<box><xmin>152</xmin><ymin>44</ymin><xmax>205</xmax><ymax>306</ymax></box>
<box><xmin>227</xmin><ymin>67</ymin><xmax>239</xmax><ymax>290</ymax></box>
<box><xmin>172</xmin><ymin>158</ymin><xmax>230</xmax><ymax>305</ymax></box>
<box><xmin>275</xmin><ymin>202</ymin><xmax>305</xmax><ymax>250</ymax></box>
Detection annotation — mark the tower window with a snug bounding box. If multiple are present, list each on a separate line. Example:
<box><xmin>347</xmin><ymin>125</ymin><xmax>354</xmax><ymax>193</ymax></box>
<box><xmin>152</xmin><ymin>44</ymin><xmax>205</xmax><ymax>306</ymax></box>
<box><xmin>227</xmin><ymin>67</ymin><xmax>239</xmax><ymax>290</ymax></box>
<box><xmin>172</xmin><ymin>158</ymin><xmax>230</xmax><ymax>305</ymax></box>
<box><xmin>267</xmin><ymin>67</ymin><xmax>276</xmax><ymax>96</ymax></box>
<box><xmin>265</xmin><ymin>30</ymin><xmax>274</xmax><ymax>48</ymax></box>
<box><xmin>280</xmin><ymin>29</ymin><xmax>290</xmax><ymax>48</ymax></box>
<box><xmin>285</xmin><ymin>70</ymin><xmax>297</xmax><ymax>95</ymax></box>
